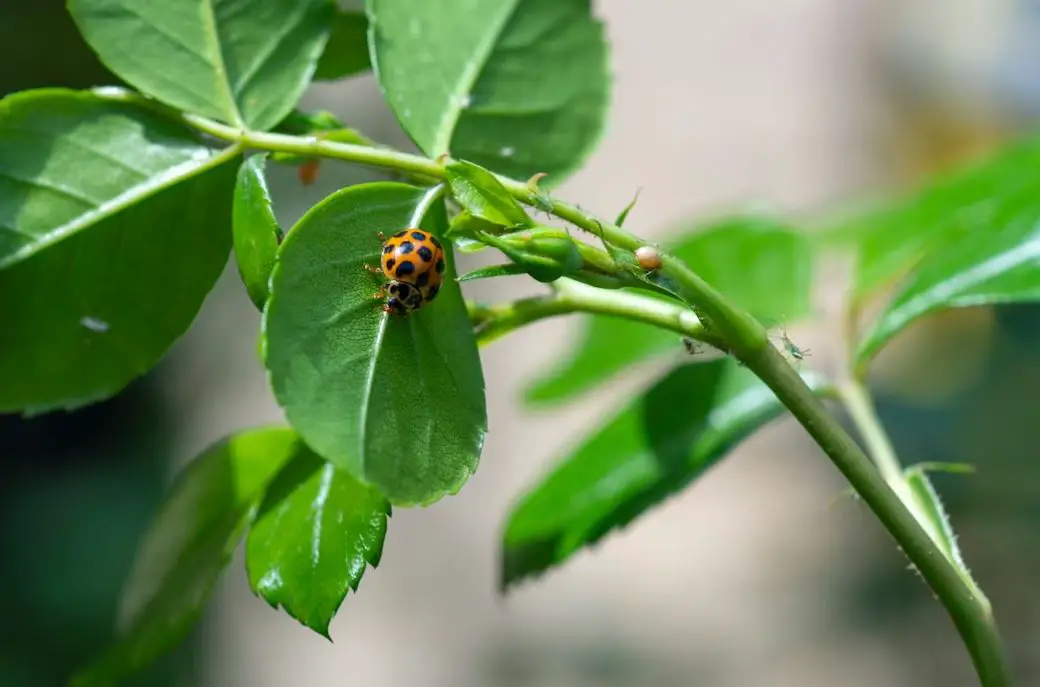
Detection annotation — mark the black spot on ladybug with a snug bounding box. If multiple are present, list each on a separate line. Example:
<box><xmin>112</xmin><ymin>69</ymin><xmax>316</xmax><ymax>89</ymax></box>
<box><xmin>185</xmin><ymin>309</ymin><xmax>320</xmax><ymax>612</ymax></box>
<box><xmin>395</xmin><ymin>261</ymin><xmax>415</xmax><ymax>278</ymax></box>
<box><xmin>427</xmin><ymin>284</ymin><xmax>440</xmax><ymax>300</ymax></box>
<box><xmin>382</xmin><ymin>244</ymin><xmax>393</xmax><ymax>254</ymax></box>
<box><xmin>392</xmin><ymin>229</ymin><xmax>409</xmax><ymax>238</ymax></box>
<box><xmin>435</xmin><ymin>258</ymin><xmax>445</xmax><ymax>274</ymax></box>
<box><xmin>417</xmin><ymin>246</ymin><xmax>433</xmax><ymax>262</ymax></box>
<box><xmin>430</xmin><ymin>236</ymin><xmax>442</xmax><ymax>249</ymax></box>
<box><xmin>411</xmin><ymin>231</ymin><xmax>427</xmax><ymax>241</ymax></box>
<box><xmin>385</xmin><ymin>258</ymin><xmax>396</xmax><ymax>270</ymax></box>
<box><xmin>416</xmin><ymin>272</ymin><xmax>429</xmax><ymax>288</ymax></box>
<box><xmin>393</xmin><ymin>282</ymin><xmax>412</xmax><ymax>299</ymax></box>
<box><xmin>398</xmin><ymin>241</ymin><xmax>415</xmax><ymax>254</ymax></box>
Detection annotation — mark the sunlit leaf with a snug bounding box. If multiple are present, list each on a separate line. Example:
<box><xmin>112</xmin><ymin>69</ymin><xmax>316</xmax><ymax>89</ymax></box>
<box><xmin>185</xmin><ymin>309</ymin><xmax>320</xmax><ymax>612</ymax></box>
<box><xmin>526</xmin><ymin>216</ymin><xmax>813</xmax><ymax>405</ymax></box>
<box><xmin>856</xmin><ymin>186</ymin><xmax>1040</xmax><ymax>366</ymax></box>
<box><xmin>69</xmin><ymin>0</ymin><xmax>335</xmax><ymax>130</ymax></box>
<box><xmin>445</xmin><ymin>160</ymin><xmax>533</xmax><ymax>228</ymax></box>
<box><xmin>246</xmin><ymin>450</ymin><xmax>389</xmax><ymax>637</ymax></box>
<box><xmin>72</xmin><ymin>427</ymin><xmax>302</xmax><ymax>686</ymax></box>
<box><xmin>0</xmin><ymin>89</ymin><xmax>238</xmax><ymax>414</ymax></box>
<box><xmin>369</xmin><ymin>0</ymin><xmax>610</xmax><ymax>183</ymax></box>
<box><xmin>263</xmin><ymin>183</ymin><xmax>486</xmax><ymax>505</ymax></box>
<box><xmin>504</xmin><ymin>360</ymin><xmax>830</xmax><ymax>587</ymax></box>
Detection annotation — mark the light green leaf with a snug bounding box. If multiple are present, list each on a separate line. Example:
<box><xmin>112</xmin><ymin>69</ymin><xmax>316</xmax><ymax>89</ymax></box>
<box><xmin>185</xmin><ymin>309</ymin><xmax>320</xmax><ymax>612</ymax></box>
<box><xmin>0</xmin><ymin>90</ymin><xmax>238</xmax><ymax>414</ymax></box>
<box><xmin>445</xmin><ymin>160</ymin><xmax>533</xmax><ymax>228</ymax></box>
<box><xmin>315</xmin><ymin>10</ymin><xmax>371</xmax><ymax>81</ymax></box>
<box><xmin>458</xmin><ymin>263</ymin><xmax>528</xmax><ymax>282</ymax></box>
<box><xmin>903</xmin><ymin>465</ymin><xmax>974</xmax><ymax>586</ymax></box>
<box><xmin>72</xmin><ymin>427</ymin><xmax>302</xmax><ymax>687</ymax></box>
<box><xmin>831</xmin><ymin>139</ymin><xmax>1040</xmax><ymax>300</ymax></box>
<box><xmin>69</xmin><ymin>0</ymin><xmax>335</xmax><ymax>130</ymax></box>
<box><xmin>526</xmin><ymin>216</ymin><xmax>813</xmax><ymax>405</ymax></box>
<box><xmin>855</xmin><ymin>185</ymin><xmax>1040</xmax><ymax>366</ymax></box>
<box><xmin>504</xmin><ymin>360</ymin><xmax>830</xmax><ymax>588</ymax></box>
<box><xmin>263</xmin><ymin>183</ymin><xmax>486</xmax><ymax>506</ymax></box>
<box><xmin>246</xmin><ymin>449</ymin><xmax>389</xmax><ymax>637</ymax></box>
<box><xmin>369</xmin><ymin>0</ymin><xmax>610</xmax><ymax>182</ymax></box>
<box><xmin>233</xmin><ymin>154</ymin><xmax>282</xmax><ymax>310</ymax></box>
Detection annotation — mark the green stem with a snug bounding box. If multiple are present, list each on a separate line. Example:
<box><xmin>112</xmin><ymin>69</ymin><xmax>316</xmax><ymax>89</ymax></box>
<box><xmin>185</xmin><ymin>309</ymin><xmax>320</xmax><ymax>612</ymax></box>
<box><xmin>133</xmin><ymin>92</ymin><xmax>1010</xmax><ymax>685</ymax></box>
<box><xmin>471</xmin><ymin>277</ymin><xmax>709</xmax><ymax>346</ymax></box>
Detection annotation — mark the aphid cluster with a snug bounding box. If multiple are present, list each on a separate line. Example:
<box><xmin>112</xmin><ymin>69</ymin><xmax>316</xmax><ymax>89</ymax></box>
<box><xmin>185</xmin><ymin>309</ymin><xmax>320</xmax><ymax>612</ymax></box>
<box><xmin>365</xmin><ymin>228</ymin><xmax>446</xmax><ymax>315</ymax></box>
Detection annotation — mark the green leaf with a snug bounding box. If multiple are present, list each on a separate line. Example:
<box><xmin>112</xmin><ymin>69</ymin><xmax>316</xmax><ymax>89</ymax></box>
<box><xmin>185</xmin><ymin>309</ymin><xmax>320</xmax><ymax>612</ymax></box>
<box><xmin>0</xmin><ymin>90</ymin><xmax>238</xmax><ymax>414</ymax></box>
<box><xmin>68</xmin><ymin>0</ymin><xmax>335</xmax><ymax>131</ymax></box>
<box><xmin>614</xmin><ymin>188</ymin><xmax>640</xmax><ymax>227</ymax></box>
<box><xmin>233</xmin><ymin>154</ymin><xmax>282</xmax><ymax>310</ymax></box>
<box><xmin>263</xmin><ymin>182</ymin><xmax>487</xmax><ymax>506</ymax></box>
<box><xmin>445</xmin><ymin>160</ymin><xmax>533</xmax><ymax>228</ymax></box>
<box><xmin>369</xmin><ymin>0</ymin><xmax>610</xmax><ymax>183</ymax></box>
<box><xmin>503</xmin><ymin>359</ymin><xmax>830</xmax><ymax>588</ymax></box>
<box><xmin>72</xmin><ymin>427</ymin><xmax>302</xmax><ymax>687</ymax></box>
<box><xmin>903</xmin><ymin>465</ymin><xmax>972</xmax><ymax>582</ymax></box>
<box><xmin>526</xmin><ymin>216</ymin><xmax>813</xmax><ymax>405</ymax></box>
<box><xmin>834</xmin><ymin>139</ymin><xmax>1040</xmax><ymax>299</ymax></box>
<box><xmin>855</xmin><ymin>183</ymin><xmax>1040</xmax><ymax>366</ymax></box>
<box><xmin>0</xmin><ymin>89</ymin><xmax>227</xmax><ymax>269</ymax></box>
<box><xmin>246</xmin><ymin>449</ymin><xmax>389</xmax><ymax>637</ymax></box>
<box><xmin>314</xmin><ymin>10</ymin><xmax>371</xmax><ymax>81</ymax></box>
<box><xmin>458</xmin><ymin>263</ymin><xmax>528</xmax><ymax>282</ymax></box>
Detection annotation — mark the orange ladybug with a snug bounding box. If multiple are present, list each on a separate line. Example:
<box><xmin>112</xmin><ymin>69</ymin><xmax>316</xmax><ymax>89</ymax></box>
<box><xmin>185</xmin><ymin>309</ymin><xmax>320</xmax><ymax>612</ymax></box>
<box><xmin>365</xmin><ymin>229</ymin><xmax>446</xmax><ymax>315</ymax></box>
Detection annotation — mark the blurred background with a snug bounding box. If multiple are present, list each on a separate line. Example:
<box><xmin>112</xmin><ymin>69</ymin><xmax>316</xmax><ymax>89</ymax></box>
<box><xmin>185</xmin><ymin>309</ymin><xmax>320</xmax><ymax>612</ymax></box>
<box><xmin>3</xmin><ymin>0</ymin><xmax>1040</xmax><ymax>685</ymax></box>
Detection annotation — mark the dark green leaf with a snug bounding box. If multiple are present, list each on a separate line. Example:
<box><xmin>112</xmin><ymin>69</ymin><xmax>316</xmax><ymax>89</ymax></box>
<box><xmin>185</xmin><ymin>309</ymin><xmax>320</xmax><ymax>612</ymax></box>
<box><xmin>314</xmin><ymin>10</ymin><xmax>371</xmax><ymax>81</ymax></box>
<box><xmin>458</xmin><ymin>263</ymin><xmax>528</xmax><ymax>282</ymax></box>
<box><xmin>856</xmin><ymin>181</ymin><xmax>1040</xmax><ymax>365</ymax></box>
<box><xmin>504</xmin><ymin>360</ymin><xmax>830</xmax><ymax>588</ymax></box>
<box><xmin>233</xmin><ymin>154</ymin><xmax>282</xmax><ymax>310</ymax></box>
<box><xmin>263</xmin><ymin>183</ymin><xmax>486</xmax><ymax>505</ymax></box>
<box><xmin>69</xmin><ymin>0</ymin><xmax>335</xmax><ymax>130</ymax></box>
<box><xmin>0</xmin><ymin>90</ymin><xmax>238</xmax><ymax>414</ymax></box>
<box><xmin>246</xmin><ymin>450</ymin><xmax>389</xmax><ymax>637</ymax></box>
<box><xmin>72</xmin><ymin>427</ymin><xmax>302</xmax><ymax>687</ymax></box>
<box><xmin>369</xmin><ymin>0</ymin><xmax>610</xmax><ymax>183</ymax></box>
<box><xmin>832</xmin><ymin>139</ymin><xmax>1040</xmax><ymax>299</ymax></box>
<box><xmin>445</xmin><ymin>160</ymin><xmax>533</xmax><ymax>228</ymax></box>
<box><xmin>526</xmin><ymin>216</ymin><xmax>813</xmax><ymax>405</ymax></box>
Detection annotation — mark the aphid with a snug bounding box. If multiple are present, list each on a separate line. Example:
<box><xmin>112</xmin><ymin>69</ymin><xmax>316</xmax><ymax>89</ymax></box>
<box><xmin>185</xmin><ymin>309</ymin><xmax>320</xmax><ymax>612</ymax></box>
<box><xmin>297</xmin><ymin>158</ymin><xmax>320</xmax><ymax>186</ymax></box>
<box><xmin>635</xmin><ymin>244</ymin><xmax>662</xmax><ymax>271</ymax></box>
<box><xmin>363</xmin><ymin>229</ymin><xmax>446</xmax><ymax>315</ymax></box>
<box><xmin>682</xmin><ymin>337</ymin><xmax>702</xmax><ymax>355</ymax></box>
<box><xmin>777</xmin><ymin>326</ymin><xmax>810</xmax><ymax>361</ymax></box>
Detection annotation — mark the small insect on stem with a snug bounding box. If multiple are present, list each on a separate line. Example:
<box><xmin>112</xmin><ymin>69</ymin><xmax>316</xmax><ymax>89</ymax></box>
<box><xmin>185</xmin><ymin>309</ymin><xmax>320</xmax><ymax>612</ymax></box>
<box><xmin>774</xmin><ymin>325</ymin><xmax>810</xmax><ymax>362</ymax></box>
<box><xmin>682</xmin><ymin>337</ymin><xmax>702</xmax><ymax>355</ymax></box>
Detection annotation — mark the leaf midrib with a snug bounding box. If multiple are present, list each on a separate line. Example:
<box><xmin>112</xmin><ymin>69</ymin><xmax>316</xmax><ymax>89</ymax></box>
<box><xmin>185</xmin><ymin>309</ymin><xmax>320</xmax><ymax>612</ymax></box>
<box><xmin>429</xmin><ymin>0</ymin><xmax>521</xmax><ymax>154</ymax></box>
<box><xmin>199</xmin><ymin>0</ymin><xmax>245</xmax><ymax>127</ymax></box>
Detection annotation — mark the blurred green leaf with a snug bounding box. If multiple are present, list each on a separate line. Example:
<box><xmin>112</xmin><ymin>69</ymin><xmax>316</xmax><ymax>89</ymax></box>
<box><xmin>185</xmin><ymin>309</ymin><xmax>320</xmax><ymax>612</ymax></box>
<box><xmin>68</xmin><ymin>0</ymin><xmax>334</xmax><ymax>130</ymax></box>
<box><xmin>314</xmin><ymin>10</ymin><xmax>371</xmax><ymax>81</ymax></box>
<box><xmin>246</xmin><ymin>450</ymin><xmax>389</xmax><ymax>637</ymax></box>
<box><xmin>504</xmin><ymin>360</ymin><xmax>830</xmax><ymax>588</ymax></box>
<box><xmin>233</xmin><ymin>154</ymin><xmax>282</xmax><ymax>310</ymax></box>
<box><xmin>526</xmin><ymin>216</ymin><xmax>813</xmax><ymax>405</ymax></box>
<box><xmin>830</xmin><ymin>139</ymin><xmax>1040</xmax><ymax>300</ymax></box>
<box><xmin>263</xmin><ymin>183</ymin><xmax>486</xmax><ymax>506</ymax></box>
<box><xmin>0</xmin><ymin>92</ymin><xmax>238</xmax><ymax>414</ymax></box>
<box><xmin>72</xmin><ymin>427</ymin><xmax>302</xmax><ymax>687</ymax></box>
<box><xmin>369</xmin><ymin>0</ymin><xmax>609</xmax><ymax>182</ymax></box>
<box><xmin>445</xmin><ymin>160</ymin><xmax>533</xmax><ymax>228</ymax></box>
<box><xmin>614</xmin><ymin>188</ymin><xmax>640</xmax><ymax>227</ymax></box>
<box><xmin>856</xmin><ymin>185</ymin><xmax>1040</xmax><ymax>366</ymax></box>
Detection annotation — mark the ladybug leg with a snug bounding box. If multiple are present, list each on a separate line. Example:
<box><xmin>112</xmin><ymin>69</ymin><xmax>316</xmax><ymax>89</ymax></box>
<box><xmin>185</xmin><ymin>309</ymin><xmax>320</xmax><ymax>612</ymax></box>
<box><xmin>362</xmin><ymin>263</ymin><xmax>383</xmax><ymax>274</ymax></box>
<box><xmin>376</xmin><ymin>231</ymin><xmax>387</xmax><ymax>241</ymax></box>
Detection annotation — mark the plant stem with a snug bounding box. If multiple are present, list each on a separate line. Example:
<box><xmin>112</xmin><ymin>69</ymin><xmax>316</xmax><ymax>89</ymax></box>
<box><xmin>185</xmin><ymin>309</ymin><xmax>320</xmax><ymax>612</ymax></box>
<box><xmin>470</xmin><ymin>277</ymin><xmax>710</xmax><ymax>346</ymax></box>
<box><xmin>139</xmin><ymin>97</ymin><xmax>1011</xmax><ymax>685</ymax></box>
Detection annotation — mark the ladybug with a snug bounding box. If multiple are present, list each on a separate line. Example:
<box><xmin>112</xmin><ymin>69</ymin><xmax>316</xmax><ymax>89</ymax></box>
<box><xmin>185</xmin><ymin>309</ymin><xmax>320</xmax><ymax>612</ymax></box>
<box><xmin>364</xmin><ymin>228</ymin><xmax>446</xmax><ymax>315</ymax></box>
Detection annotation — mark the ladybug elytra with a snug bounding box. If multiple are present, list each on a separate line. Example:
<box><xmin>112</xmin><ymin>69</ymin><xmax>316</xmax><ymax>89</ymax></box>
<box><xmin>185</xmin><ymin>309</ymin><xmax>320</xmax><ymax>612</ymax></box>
<box><xmin>364</xmin><ymin>228</ymin><xmax>446</xmax><ymax>315</ymax></box>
